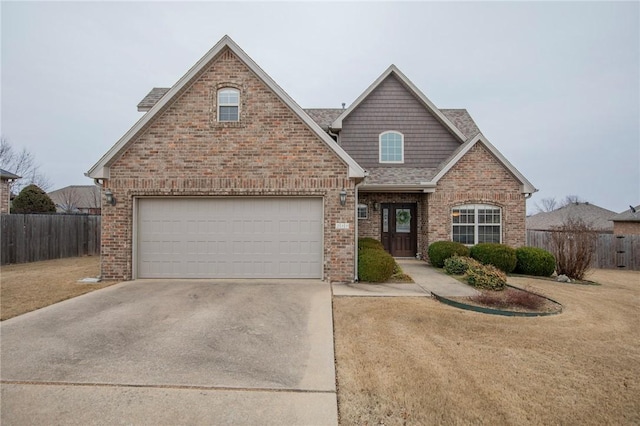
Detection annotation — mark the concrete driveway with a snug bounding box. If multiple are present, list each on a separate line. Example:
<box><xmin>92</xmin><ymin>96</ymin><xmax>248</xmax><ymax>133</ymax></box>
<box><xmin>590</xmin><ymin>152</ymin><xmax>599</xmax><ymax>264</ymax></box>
<box><xmin>1</xmin><ymin>279</ymin><xmax>337</xmax><ymax>425</ymax></box>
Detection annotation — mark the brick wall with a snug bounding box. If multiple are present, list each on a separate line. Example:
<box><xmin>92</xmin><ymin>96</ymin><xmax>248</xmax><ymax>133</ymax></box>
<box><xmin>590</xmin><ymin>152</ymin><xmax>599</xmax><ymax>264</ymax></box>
<box><xmin>613</xmin><ymin>221</ymin><xmax>640</xmax><ymax>235</ymax></box>
<box><xmin>428</xmin><ymin>142</ymin><xmax>527</xmax><ymax>248</ymax></box>
<box><xmin>0</xmin><ymin>180</ymin><xmax>10</xmax><ymax>214</ymax></box>
<box><xmin>102</xmin><ymin>48</ymin><xmax>355</xmax><ymax>282</ymax></box>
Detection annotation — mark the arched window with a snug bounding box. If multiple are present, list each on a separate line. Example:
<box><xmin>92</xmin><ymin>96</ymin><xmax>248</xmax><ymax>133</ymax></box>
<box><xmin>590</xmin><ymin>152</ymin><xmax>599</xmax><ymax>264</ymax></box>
<box><xmin>452</xmin><ymin>204</ymin><xmax>502</xmax><ymax>245</ymax></box>
<box><xmin>379</xmin><ymin>131</ymin><xmax>404</xmax><ymax>163</ymax></box>
<box><xmin>218</xmin><ymin>88</ymin><xmax>240</xmax><ymax>122</ymax></box>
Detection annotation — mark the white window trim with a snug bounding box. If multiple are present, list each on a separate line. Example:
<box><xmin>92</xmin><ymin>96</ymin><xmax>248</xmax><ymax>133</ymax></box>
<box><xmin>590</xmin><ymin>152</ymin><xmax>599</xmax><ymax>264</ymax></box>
<box><xmin>217</xmin><ymin>88</ymin><xmax>240</xmax><ymax>122</ymax></box>
<box><xmin>451</xmin><ymin>203</ymin><xmax>502</xmax><ymax>245</ymax></box>
<box><xmin>379</xmin><ymin>131</ymin><xmax>404</xmax><ymax>164</ymax></box>
<box><xmin>357</xmin><ymin>203</ymin><xmax>368</xmax><ymax>220</ymax></box>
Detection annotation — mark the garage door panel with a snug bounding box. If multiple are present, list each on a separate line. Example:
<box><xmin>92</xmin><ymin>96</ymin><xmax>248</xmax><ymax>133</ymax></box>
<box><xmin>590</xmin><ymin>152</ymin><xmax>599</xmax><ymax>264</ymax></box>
<box><xmin>137</xmin><ymin>198</ymin><xmax>323</xmax><ymax>279</ymax></box>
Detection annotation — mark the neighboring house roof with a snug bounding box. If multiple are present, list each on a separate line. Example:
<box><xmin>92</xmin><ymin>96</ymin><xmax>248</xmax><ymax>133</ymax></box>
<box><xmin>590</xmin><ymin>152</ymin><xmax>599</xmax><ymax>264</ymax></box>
<box><xmin>48</xmin><ymin>185</ymin><xmax>101</xmax><ymax>212</ymax></box>
<box><xmin>137</xmin><ymin>88</ymin><xmax>170</xmax><ymax>112</ymax></box>
<box><xmin>87</xmin><ymin>35</ymin><xmax>365</xmax><ymax>180</ymax></box>
<box><xmin>0</xmin><ymin>168</ymin><xmax>21</xmax><ymax>180</ymax></box>
<box><xmin>611</xmin><ymin>205</ymin><xmax>640</xmax><ymax>223</ymax></box>
<box><xmin>330</xmin><ymin>65</ymin><xmax>467</xmax><ymax>142</ymax></box>
<box><xmin>526</xmin><ymin>202</ymin><xmax>616</xmax><ymax>232</ymax></box>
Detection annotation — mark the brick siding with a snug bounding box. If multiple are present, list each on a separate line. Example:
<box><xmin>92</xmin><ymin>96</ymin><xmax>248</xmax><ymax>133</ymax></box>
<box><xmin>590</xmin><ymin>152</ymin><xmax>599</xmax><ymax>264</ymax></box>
<box><xmin>613</xmin><ymin>221</ymin><xmax>640</xmax><ymax>235</ymax></box>
<box><xmin>0</xmin><ymin>180</ymin><xmax>10</xmax><ymax>214</ymax></box>
<box><xmin>102</xmin><ymin>48</ymin><xmax>355</xmax><ymax>282</ymax></box>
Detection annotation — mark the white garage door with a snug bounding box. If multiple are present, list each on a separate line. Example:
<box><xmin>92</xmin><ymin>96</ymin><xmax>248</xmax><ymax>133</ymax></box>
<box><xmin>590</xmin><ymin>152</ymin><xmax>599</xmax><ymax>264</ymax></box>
<box><xmin>136</xmin><ymin>198</ymin><xmax>323</xmax><ymax>279</ymax></box>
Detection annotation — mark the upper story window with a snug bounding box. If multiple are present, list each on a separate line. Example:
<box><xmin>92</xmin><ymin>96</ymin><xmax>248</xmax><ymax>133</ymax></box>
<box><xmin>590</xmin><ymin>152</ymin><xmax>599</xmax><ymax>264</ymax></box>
<box><xmin>218</xmin><ymin>88</ymin><xmax>239</xmax><ymax>122</ymax></box>
<box><xmin>452</xmin><ymin>204</ymin><xmax>502</xmax><ymax>245</ymax></box>
<box><xmin>379</xmin><ymin>131</ymin><xmax>404</xmax><ymax>163</ymax></box>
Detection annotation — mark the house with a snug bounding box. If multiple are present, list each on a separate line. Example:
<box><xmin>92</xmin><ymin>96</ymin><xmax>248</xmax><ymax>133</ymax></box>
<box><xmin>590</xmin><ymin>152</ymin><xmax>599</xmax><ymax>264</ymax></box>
<box><xmin>0</xmin><ymin>168</ymin><xmax>20</xmax><ymax>214</ymax></box>
<box><xmin>611</xmin><ymin>205</ymin><xmax>640</xmax><ymax>235</ymax></box>
<box><xmin>87</xmin><ymin>36</ymin><xmax>536</xmax><ymax>282</ymax></box>
<box><xmin>48</xmin><ymin>185</ymin><xmax>101</xmax><ymax>214</ymax></box>
<box><xmin>526</xmin><ymin>202</ymin><xmax>615</xmax><ymax>233</ymax></box>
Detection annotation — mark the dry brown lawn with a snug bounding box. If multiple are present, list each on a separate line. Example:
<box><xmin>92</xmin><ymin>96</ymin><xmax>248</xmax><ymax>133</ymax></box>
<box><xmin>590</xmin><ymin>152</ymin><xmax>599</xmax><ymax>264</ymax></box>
<box><xmin>334</xmin><ymin>269</ymin><xmax>640</xmax><ymax>425</ymax></box>
<box><xmin>0</xmin><ymin>256</ymin><xmax>118</xmax><ymax>320</ymax></box>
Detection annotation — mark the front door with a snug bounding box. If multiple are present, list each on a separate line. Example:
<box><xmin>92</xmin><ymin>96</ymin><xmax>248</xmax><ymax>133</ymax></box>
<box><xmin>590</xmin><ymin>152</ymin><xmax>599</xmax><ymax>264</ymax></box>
<box><xmin>381</xmin><ymin>203</ymin><xmax>417</xmax><ymax>257</ymax></box>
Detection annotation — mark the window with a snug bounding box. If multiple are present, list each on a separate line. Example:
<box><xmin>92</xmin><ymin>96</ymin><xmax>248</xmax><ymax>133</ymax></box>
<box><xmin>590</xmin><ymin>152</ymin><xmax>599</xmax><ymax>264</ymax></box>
<box><xmin>452</xmin><ymin>204</ymin><xmax>501</xmax><ymax>245</ymax></box>
<box><xmin>218</xmin><ymin>88</ymin><xmax>239</xmax><ymax>121</ymax></box>
<box><xmin>357</xmin><ymin>204</ymin><xmax>368</xmax><ymax>220</ymax></box>
<box><xmin>379</xmin><ymin>131</ymin><xmax>404</xmax><ymax>163</ymax></box>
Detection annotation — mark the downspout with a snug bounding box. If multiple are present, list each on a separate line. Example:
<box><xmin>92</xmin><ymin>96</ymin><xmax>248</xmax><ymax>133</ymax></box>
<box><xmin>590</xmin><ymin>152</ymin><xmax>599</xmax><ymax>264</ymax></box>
<box><xmin>353</xmin><ymin>176</ymin><xmax>366</xmax><ymax>282</ymax></box>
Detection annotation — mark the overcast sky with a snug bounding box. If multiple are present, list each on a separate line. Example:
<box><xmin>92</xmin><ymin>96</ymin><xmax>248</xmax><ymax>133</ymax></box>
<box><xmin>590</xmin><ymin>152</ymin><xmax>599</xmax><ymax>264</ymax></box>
<box><xmin>2</xmin><ymin>1</ymin><xmax>638</xmax><ymax>214</ymax></box>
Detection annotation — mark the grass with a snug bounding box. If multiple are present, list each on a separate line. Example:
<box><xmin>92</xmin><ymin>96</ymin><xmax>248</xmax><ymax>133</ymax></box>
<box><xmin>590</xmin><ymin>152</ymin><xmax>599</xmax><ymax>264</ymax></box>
<box><xmin>334</xmin><ymin>269</ymin><xmax>640</xmax><ymax>425</ymax></box>
<box><xmin>0</xmin><ymin>256</ymin><xmax>118</xmax><ymax>320</ymax></box>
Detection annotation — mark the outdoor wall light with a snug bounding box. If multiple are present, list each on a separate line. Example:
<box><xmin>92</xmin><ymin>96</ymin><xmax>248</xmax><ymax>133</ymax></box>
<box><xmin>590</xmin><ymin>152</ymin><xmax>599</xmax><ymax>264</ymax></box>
<box><xmin>373</xmin><ymin>202</ymin><xmax>380</xmax><ymax>211</ymax></box>
<box><xmin>105</xmin><ymin>189</ymin><xmax>116</xmax><ymax>206</ymax></box>
<box><xmin>339</xmin><ymin>188</ymin><xmax>347</xmax><ymax>206</ymax></box>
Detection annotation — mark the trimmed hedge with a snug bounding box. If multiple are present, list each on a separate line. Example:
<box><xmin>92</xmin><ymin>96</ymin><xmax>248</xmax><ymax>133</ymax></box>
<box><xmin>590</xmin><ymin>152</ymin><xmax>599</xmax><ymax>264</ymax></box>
<box><xmin>466</xmin><ymin>263</ymin><xmax>507</xmax><ymax>291</ymax></box>
<box><xmin>427</xmin><ymin>241</ymin><xmax>470</xmax><ymax>268</ymax></box>
<box><xmin>358</xmin><ymin>247</ymin><xmax>395</xmax><ymax>283</ymax></box>
<box><xmin>515</xmin><ymin>247</ymin><xmax>556</xmax><ymax>277</ymax></box>
<box><xmin>444</xmin><ymin>256</ymin><xmax>481</xmax><ymax>275</ymax></box>
<box><xmin>358</xmin><ymin>237</ymin><xmax>384</xmax><ymax>251</ymax></box>
<box><xmin>470</xmin><ymin>243</ymin><xmax>517</xmax><ymax>273</ymax></box>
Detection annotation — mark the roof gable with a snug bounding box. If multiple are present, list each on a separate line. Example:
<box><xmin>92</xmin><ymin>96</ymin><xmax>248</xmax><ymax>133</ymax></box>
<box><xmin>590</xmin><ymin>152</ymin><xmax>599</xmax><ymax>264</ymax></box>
<box><xmin>87</xmin><ymin>36</ymin><xmax>364</xmax><ymax>180</ymax></box>
<box><xmin>431</xmin><ymin>133</ymin><xmax>537</xmax><ymax>194</ymax></box>
<box><xmin>330</xmin><ymin>65</ymin><xmax>466</xmax><ymax>142</ymax></box>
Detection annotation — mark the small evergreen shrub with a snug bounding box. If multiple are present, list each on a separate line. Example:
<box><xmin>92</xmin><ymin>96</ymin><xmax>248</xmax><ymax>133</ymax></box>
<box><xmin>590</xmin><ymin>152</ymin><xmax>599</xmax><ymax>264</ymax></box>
<box><xmin>515</xmin><ymin>247</ymin><xmax>556</xmax><ymax>277</ymax></box>
<box><xmin>358</xmin><ymin>238</ymin><xmax>384</xmax><ymax>251</ymax></box>
<box><xmin>470</xmin><ymin>243</ymin><xmax>517</xmax><ymax>273</ymax></box>
<box><xmin>12</xmin><ymin>184</ymin><xmax>56</xmax><ymax>214</ymax></box>
<box><xmin>427</xmin><ymin>241</ymin><xmax>470</xmax><ymax>268</ymax></box>
<box><xmin>443</xmin><ymin>256</ymin><xmax>481</xmax><ymax>275</ymax></box>
<box><xmin>466</xmin><ymin>263</ymin><xmax>507</xmax><ymax>291</ymax></box>
<box><xmin>358</xmin><ymin>247</ymin><xmax>395</xmax><ymax>282</ymax></box>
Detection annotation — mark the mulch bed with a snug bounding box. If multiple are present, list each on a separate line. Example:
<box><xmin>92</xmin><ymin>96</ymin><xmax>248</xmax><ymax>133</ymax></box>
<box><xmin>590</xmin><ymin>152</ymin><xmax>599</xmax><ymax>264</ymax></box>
<box><xmin>447</xmin><ymin>286</ymin><xmax>562</xmax><ymax>314</ymax></box>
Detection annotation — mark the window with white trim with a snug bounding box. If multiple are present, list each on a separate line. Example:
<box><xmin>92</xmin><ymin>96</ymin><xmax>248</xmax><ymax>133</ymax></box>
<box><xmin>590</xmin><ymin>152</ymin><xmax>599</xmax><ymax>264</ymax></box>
<box><xmin>452</xmin><ymin>204</ymin><xmax>502</xmax><ymax>245</ymax></box>
<box><xmin>357</xmin><ymin>203</ymin><xmax>368</xmax><ymax>220</ymax></box>
<box><xmin>218</xmin><ymin>88</ymin><xmax>239</xmax><ymax>121</ymax></box>
<box><xmin>379</xmin><ymin>131</ymin><xmax>404</xmax><ymax>163</ymax></box>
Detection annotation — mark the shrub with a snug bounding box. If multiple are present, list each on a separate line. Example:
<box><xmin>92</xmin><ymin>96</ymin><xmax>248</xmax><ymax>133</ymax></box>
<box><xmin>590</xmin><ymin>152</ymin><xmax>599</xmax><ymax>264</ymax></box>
<box><xmin>466</xmin><ymin>263</ymin><xmax>507</xmax><ymax>291</ymax></box>
<box><xmin>427</xmin><ymin>241</ymin><xmax>470</xmax><ymax>268</ymax></box>
<box><xmin>549</xmin><ymin>218</ymin><xmax>597</xmax><ymax>280</ymax></box>
<box><xmin>515</xmin><ymin>247</ymin><xmax>556</xmax><ymax>277</ymax></box>
<box><xmin>472</xmin><ymin>288</ymin><xmax>544</xmax><ymax>310</ymax></box>
<box><xmin>11</xmin><ymin>184</ymin><xmax>56</xmax><ymax>214</ymax></box>
<box><xmin>358</xmin><ymin>238</ymin><xmax>384</xmax><ymax>251</ymax></box>
<box><xmin>469</xmin><ymin>243</ymin><xmax>517</xmax><ymax>273</ymax></box>
<box><xmin>443</xmin><ymin>256</ymin><xmax>481</xmax><ymax>275</ymax></box>
<box><xmin>358</xmin><ymin>247</ymin><xmax>395</xmax><ymax>282</ymax></box>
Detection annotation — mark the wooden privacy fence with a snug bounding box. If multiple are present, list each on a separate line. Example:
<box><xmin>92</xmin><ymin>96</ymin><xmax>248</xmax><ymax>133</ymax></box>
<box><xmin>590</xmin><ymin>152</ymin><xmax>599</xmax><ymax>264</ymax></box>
<box><xmin>1</xmin><ymin>214</ymin><xmax>101</xmax><ymax>265</ymax></box>
<box><xmin>527</xmin><ymin>230</ymin><xmax>639</xmax><ymax>271</ymax></box>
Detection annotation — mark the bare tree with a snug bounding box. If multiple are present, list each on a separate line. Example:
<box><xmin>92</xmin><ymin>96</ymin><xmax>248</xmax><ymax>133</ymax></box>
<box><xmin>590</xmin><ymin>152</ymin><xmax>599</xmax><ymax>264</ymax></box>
<box><xmin>549</xmin><ymin>217</ymin><xmax>597</xmax><ymax>280</ymax></box>
<box><xmin>535</xmin><ymin>197</ymin><xmax>558</xmax><ymax>213</ymax></box>
<box><xmin>0</xmin><ymin>136</ymin><xmax>51</xmax><ymax>192</ymax></box>
<box><xmin>56</xmin><ymin>186</ymin><xmax>81</xmax><ymax>213</ymax></box>
<box><xmin>562</xmin><ymin>195</ymin><xmax>585</xmax><ymax>206</ymax></box>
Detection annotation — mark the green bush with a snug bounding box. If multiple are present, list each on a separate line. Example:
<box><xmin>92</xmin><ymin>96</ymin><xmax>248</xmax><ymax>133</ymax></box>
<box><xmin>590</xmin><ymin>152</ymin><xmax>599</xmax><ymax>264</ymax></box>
<box><xmin>427</xmin><ymin>241</ymin><xmax>470</xmax><ymax>268</ymax></box>
<box><xmin>515</xmin><ymin>247</ymin><xmax>556</xmax><ymax>277</ymax></box>
<box><xmin>11</xmin><ymin>184</ymin><xmax>56</xmax><ymax>214</ymax></box>
<box><xmin>358</xmin><ymin>238</ymin><xmax>384</xmax><ymax>251</ymax></box>
<box><xmin>443</xmin><ymin>256</ymin><xmax>481</xmax><ymax>275</ymax></box>
<box><xmin>470</xmin><ymin>243</ymin><xmax>517</xmax><ymax>273</ymax></box>
<box><xmin>466</xmin><ymin>263</ymin><xmax>507</xmax><ymax>291</ymax></box>
<box><xmin>358</xmin><ymin>247</ymin><xmax>395</xmax><ymax>283</ymax></box>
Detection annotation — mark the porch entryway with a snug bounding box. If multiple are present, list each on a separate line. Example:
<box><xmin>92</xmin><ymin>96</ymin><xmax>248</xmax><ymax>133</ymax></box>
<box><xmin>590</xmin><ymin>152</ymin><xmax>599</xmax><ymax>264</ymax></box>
<box><xmin>381</xmin><ymin>203</ymin><xmax>417</xmax><ymax>257</ymax></box>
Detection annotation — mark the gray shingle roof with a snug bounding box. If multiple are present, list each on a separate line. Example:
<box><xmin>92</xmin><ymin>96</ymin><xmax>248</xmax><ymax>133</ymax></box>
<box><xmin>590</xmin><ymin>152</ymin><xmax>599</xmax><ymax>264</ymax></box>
<box><xmin>611</xmin><ymin>205</ymin><xmax>640</xmax><ymax>222</ymax></box>
<box><xmin>303</xmin><ymin>109</ymin><xmax>343</xmax><ymax>132</ymax></box>
<box><xmin>48</xmin><ymin>185</ymin><xmax>101</xmax><ymax>211</ymax></box>
<box><xmin>526</xmin><ymin>202</ymin><xmax>616</xmax><ymax>232</ymax></box>
<box><xmin>364</xmin><ymin>167</ymin><xmax>437</xmax><ymax>186</ymax></box>
<box><xmin>0</xmin><ymin>168</ymin><xmax>21</xmax><ymax>179</ymax></box>
<box><xmin>440</xmin><ymin>109</ymin><xmax>481</xmax><ymax>140</ymax></box>
<box><xmin>137</xmin><ymin>88</ymin><xmax>170</xmax><ymax>112</ymax></box>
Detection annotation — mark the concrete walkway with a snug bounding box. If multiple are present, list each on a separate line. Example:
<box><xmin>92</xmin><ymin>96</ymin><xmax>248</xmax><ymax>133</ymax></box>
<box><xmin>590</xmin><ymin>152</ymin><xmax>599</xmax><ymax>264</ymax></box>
<box><xmin>333</xmin><ymin>259</ymin><xmax>479</xmax><ymax>298</ymax></box>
